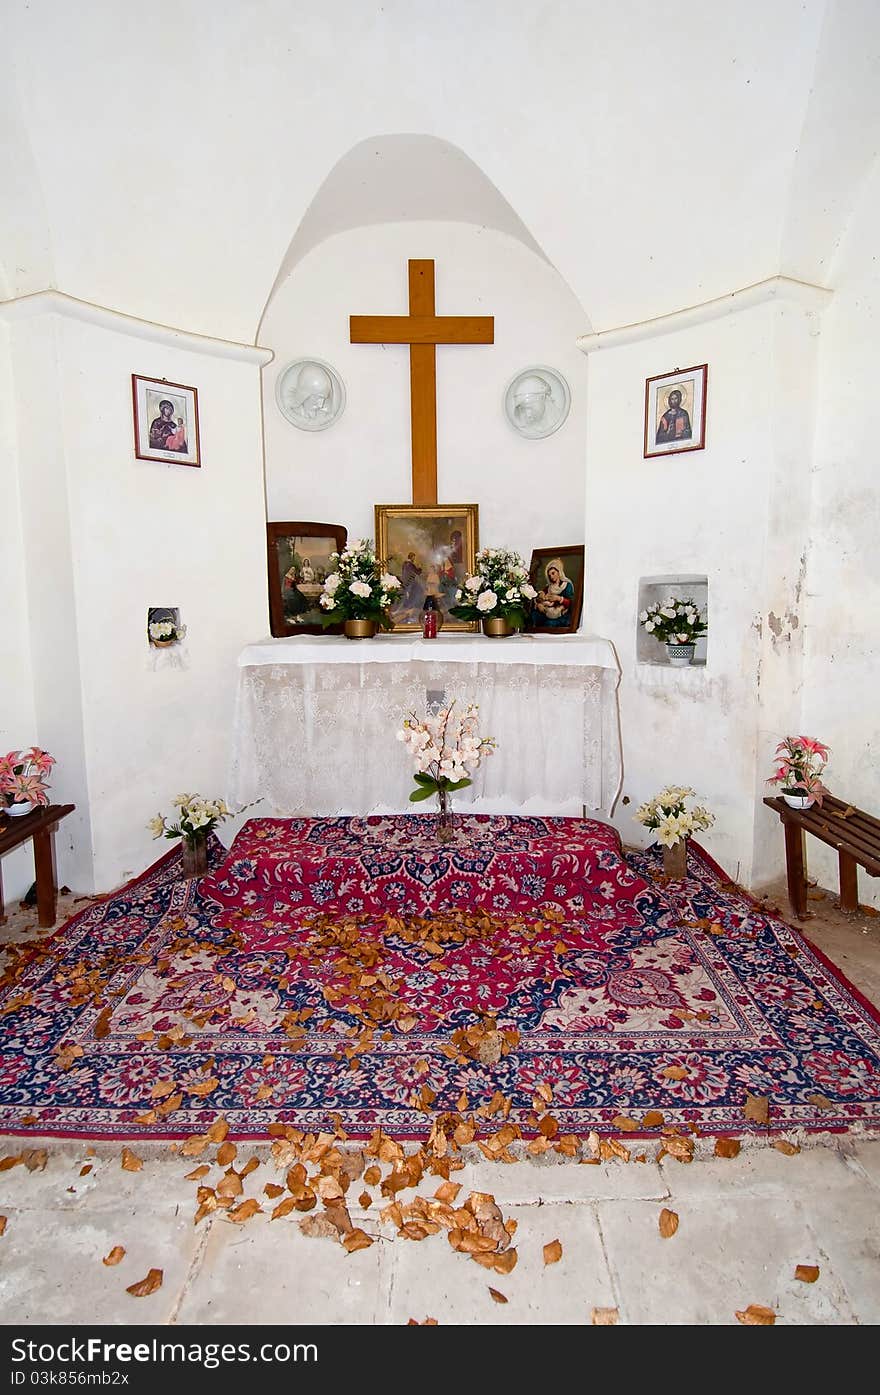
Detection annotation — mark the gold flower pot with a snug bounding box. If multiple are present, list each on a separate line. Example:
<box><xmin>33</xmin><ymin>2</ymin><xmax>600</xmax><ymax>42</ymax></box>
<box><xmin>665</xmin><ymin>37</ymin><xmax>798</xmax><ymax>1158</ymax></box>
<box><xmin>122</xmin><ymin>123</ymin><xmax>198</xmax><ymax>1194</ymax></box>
<box><xmin>662</xmin><ymin>840</ymin><xmax>688</xmax><ymax>879</ymax></box>
<box><xmin>151</xmin><ymin>639</ymin><xmax>175</xmax><ymax>648</ymax></box>
<box><xmin>344</xmin><ymin>619</ymin><xmax>379</xmax><ymax>640</ymax></box>
<box><xmin>482</xmin><ymin>617</ymin><xmax>512</xmax><ymax>638</ymax></box>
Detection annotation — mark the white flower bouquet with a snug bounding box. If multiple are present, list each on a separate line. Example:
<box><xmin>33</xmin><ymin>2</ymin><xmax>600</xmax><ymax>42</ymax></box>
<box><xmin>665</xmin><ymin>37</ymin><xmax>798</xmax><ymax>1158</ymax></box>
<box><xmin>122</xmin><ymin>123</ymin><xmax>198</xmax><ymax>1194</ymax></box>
<box><xmin>448</xmin><ymin>547</ymin><xmax>536</xmax><ymax>628</ymax></box>
<box><xmin>397</xmin><ymin>703</ymin><xmax>495</xmax><ymax>822</ymax></box>
<box><xmin>149</xmin><ymin>618</ymin><xmax>187</xmax><ymax>646</ymax></box>
<box><xmin>634</xmin><ymin>785</ymin><xmax>714</xmax><ymax>848</ymax></box>
<box><xmin>318</xmin><ymin>539</ymin><xmax>401</xmax><ymax>629</ymax></box>
<box><xmin>148</xmin><ymin>794</ymin><xmax>231</xmax><ymax>847</ymax></box>
<box><xmin>639</xmin><ymin>597</ymin><xmax>707</xmax><ymax>646</ymax></box>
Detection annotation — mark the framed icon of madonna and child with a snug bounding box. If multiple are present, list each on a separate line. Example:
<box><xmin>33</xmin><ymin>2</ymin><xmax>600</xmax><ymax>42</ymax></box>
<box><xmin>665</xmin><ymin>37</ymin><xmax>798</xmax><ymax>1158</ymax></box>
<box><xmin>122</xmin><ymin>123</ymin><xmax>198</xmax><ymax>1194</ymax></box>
<box><xmin>643</xmin><ymin>363</ymin><xmax>707</xmax><ymax>459</ymax></box>
<box><xmin>527</xmin><ymin>546</ymin><xmax>585</xmax><ymax>634</ymax></box>
<box><xmin>132</xmin><ymin>374</ymin><xmax>201</xmax><ymax>468</ymax></box>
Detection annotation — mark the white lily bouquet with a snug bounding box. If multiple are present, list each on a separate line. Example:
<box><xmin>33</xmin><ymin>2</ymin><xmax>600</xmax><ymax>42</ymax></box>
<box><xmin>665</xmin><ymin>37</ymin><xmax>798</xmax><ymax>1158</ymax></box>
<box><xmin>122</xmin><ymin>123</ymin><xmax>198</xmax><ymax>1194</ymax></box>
<box><xmin>318</xmin><ymin>539</ymin><xmax>401</xmax><ymax>629</ymax></box>
<box><xmin>449</xmin><ymin>548</ymin><xmax>536</xmax><ymax>628</ymax></box>
<box><xmin>634</xmin><ymin>786</ymin><xmax>714</xmax><ymax>847</ymax></box>
<box><xmin>149</xmin><ymin>794</ymin><xmax>232</xmax><ymax>876</ymax></box>
<box><xmin>397</xmin><ymin>703</ymin><xmax>495</xmax><ymax>834</ymax></box>
<box><xmin>639</xmin><ymin>596</ymin><xmax>707</xmax><ymax>646</ymax></box>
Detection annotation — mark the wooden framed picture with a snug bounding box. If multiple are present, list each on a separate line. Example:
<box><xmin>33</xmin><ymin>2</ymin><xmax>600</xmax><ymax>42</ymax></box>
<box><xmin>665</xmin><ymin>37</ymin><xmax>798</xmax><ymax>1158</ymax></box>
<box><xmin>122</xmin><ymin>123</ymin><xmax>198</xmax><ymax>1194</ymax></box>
<box><xmin>527</xmin><ymin>545</ymin><xmax>585</xmax><ymax>634</ymax></box>
<box><xmin>266</xmin><ymin>521</ymin><xmax>347</xmax><ymax>637</ymax></box>
<box><xmin>375</xmin><ymin>504</ymin><xmax>479</xmax><ymax>633</ymax></box>
<box><xmin>132</xmin><ymin>374</ymin><xmax>201</xmax><ymax>467</ymax></box>
<box><xmin>643</xmin><ymin>363</ymin><xmax>707</xmax><ymax>459</ymax></box>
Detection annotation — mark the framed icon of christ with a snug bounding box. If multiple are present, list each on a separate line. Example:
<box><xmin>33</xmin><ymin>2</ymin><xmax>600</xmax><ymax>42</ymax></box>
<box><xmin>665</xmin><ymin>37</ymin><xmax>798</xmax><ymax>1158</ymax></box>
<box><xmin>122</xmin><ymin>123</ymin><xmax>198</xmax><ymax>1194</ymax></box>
<box><xmin>375</xmin><ymin>504</ymin><xmax>479</xmax><ymax>633</ymax></box>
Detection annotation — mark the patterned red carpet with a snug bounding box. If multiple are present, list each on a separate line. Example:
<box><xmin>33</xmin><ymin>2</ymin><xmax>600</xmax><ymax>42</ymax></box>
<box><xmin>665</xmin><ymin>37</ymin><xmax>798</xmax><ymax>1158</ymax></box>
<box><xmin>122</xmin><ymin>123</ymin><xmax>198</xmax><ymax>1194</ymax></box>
<box><xmin>1</xmin><ymin>815</ymin><xmax>878</xmax><ymax>1142</ymax></box>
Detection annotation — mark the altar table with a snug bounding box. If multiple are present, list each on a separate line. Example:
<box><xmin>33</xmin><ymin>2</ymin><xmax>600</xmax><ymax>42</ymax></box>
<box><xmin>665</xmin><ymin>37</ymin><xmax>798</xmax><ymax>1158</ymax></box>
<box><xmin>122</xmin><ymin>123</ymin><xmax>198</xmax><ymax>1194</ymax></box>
<box><xmin>228</xmin><ymin>633</ymin><xmax>622</xmax><ymax>817</ymax></box>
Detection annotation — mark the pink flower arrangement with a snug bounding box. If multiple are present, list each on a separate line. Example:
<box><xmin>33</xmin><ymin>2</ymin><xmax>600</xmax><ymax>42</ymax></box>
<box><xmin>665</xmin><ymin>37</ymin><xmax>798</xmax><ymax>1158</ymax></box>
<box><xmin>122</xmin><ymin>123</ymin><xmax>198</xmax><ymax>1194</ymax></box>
<box><xmin>767</xmin><ymin>736</ymin><xmax>830</xmax><ymax>807</ymax></box>
<box><xmin>0</xmin><ymin>748</ymin><xmax>56</xmax><ymax>809</ymax></box>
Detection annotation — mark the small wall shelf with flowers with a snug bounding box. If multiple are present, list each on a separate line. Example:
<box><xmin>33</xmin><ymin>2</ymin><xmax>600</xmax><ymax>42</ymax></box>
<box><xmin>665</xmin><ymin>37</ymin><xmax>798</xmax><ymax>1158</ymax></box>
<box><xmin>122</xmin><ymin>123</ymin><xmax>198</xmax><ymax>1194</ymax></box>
<box><xmin>637</xmin><ymin>575</ymin><xmax>708</xmax><ymax>667</ymax></box>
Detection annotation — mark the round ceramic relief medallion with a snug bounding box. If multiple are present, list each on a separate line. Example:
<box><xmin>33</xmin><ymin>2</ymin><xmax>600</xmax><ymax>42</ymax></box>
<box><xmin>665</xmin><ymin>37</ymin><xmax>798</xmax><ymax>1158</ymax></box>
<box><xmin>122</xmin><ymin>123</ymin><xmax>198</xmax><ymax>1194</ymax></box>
<box><xmin>275</xmin><ymin>358</ymin><xmax>347</xmax><ymax>432</ymax></box>
<box><xmin>503</xmin><ymin>366</ymin><xmax>571</xmax><ymax>439</ymax></box>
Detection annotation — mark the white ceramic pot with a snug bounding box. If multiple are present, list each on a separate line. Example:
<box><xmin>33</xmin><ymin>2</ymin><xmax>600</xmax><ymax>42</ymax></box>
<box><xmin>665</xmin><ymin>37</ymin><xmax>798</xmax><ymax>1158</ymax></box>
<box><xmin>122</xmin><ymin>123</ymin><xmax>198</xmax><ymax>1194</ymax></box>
<box><xmin>782</xmin><ymin>791</ymin><xmax>813</xmax><ymax>809</ymax></box>
<box><xmin>665</xmin><ymin>643</ymin><xmax>695</xmax><ymax>667</ymax></box>
<box><xmin>5</xmin><ymin>800</ymin><xmax>35</xmax><ymax>817</ymax></box>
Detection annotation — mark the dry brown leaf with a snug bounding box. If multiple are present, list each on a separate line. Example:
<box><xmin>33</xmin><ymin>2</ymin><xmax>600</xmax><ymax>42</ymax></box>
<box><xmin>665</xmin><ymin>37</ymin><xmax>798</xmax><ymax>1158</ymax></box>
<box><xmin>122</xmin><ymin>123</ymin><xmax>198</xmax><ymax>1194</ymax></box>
<box><xmin>611</xmin><ymin>1115</ymin><xmax>639</xmax><ymax>1132</ymax></box>
<box><xmin>471</xmin><ymin>1247</ymin><xmax>517</xmax><ymax>1275</ymax></box>
<box><xmin>434</xmin><ymin>1180</ymin><xmax>462</xmax><ymax>1204</ymax></box>
<box><xmin>342</xmin><ymin>1228</ymin><xmax>374</xmax><ymax>1253</ymax></box>
<box><xmin>264</xmin><ymin>1183</ymin><xmax>284</xmax><ymax>1198</ymax></box>
<box><xmin>126</xmin><ymin>1268</ymin><xmax>163</xmax><ymax>1297</ymax></box>
<box><xmin>226</xmin><ymin>1199</ymin><xmax>262</xmax><ymax>1223</ymax></box>
<box><xmin>300</xmin><ymin>1212</ymin><xmax>341</xmax><ymax>1240</ymax></box>
<box><xmin>121</xmin><ymin>1147</ymin><xmax>143</xmax><ymax>1173</ymax></box>
<box><xmin>150</xmin><ymin>1079</ymin><xmax>177</xmax><ymax>1099</ymax></box>
<box><xmin>488</xmin><ymin>1287</ymin><xmax>508</xmax><ymax>1304</ymax></box>
<box><xmin>240</xmin><ymin>1157</ymin><xmax>260</xmax><ymax>1179</ymax></box>
<box><xmin>207</xmin><ymin>1119</ymin><xmax>229</xmax><ymax>1143</ymax></box>
<box><xmin>661</xmin><ymin>1065</ymin><xmax>688</xmax><ymax>1081</ymax></box>
<box><xmin>591</xmin><ymin>1307</ymin><xmax>619</xmax><ymax>1325</ymax></box>
<box><xmin>795</xmin><ymin>1264</ymin><xmax>819</xmax><ymax>1284</ymax></box>
<box><xmin>641</xmin><ymin>1110</ymin><xmax>664</xmax><ymax>1128</ymax></box>
<box><xmin>364</xmin><ymin>1164</ymin><xmax>381</xmax><ymax>1187</ymax></box>
<box><xmin>659</xmin><ymin>1208</ymin><xmax>679</xmax><ymax>1238</ymax></box>
<box><xmin>216</xmin><ymin>1141</ymin><xmax>237</xmax><ymax>1167</ymax></box>
<box><xmin>180</xmin><ymin>1134</ymin><xmax>209</xmax><ymax>1158</ymax></box>
<box><xmin>79</xmin><ymin>1164</ymin><xmax>93</xmax><ymax>1177</ymax></box>
<box><xmin>358</xmin><ymin>1190</ymin><xmax>372</xmax><ymax>1209</ymax></box>
<box><xmin>217</xmin><ymin>1169</ymin><xmax>243</xmax><ymax>1199</ymax></box>
<box><xmin>102</xmin><ymin>1245</ymin><xmax>125</xmax><ymax>1267</ymax></box>
<box><xmin>184</xmin><ymin>1165</ymin><xmax>210</xmax><ymax>1181</ymax></box>
<box><xmin>807</xmin><ymin>1093</ymin><xmax>835</xmax><ymax>1111</ymax></box>
<box><xmin>714</xmin><ymin>1138</ymin><xmax>741</xmax><ymax>1159</ymax></box>
<box><xmin>743</xmin><ymin>1094</ymin><xmax>770</xmax><ymax>1125</ymax></box>
<box><xmin>271</xmin><ymin>1196</ymin><xmax>298</xmax><ymax>1221</ymax></box>
<box><xmin>0</xmin><ymin>1156</ymin><xmax>21</xmax><ymax>1172</ymax></box>
<box><xmin>21</xmin><ymin>1149</ymin><xmax>47</xmax><ymax>1172</ymax></box>
<box><xmin>188</xmin><ymin>1077</ymin><xmax>219</xmax><ymax>1098</ymax></box>
<box><xmin>735</xmin><ymin>1304</ymin><xmax>776</xmax><ymax>1325</ymax></box>
<box><xmin>0</xmin><ymin>1216</ymin><xmax>7</xmax><ymax>1237</ymax></box>
<box><xmin>543</xmin><ymin>1239</ymin><xmax>563</xmax><ymax>1265</ymax></box>
<box><xmin>772</xmin><ymin>1139</ymin><xmax>800</xmax><ymax>1156</ymax></box>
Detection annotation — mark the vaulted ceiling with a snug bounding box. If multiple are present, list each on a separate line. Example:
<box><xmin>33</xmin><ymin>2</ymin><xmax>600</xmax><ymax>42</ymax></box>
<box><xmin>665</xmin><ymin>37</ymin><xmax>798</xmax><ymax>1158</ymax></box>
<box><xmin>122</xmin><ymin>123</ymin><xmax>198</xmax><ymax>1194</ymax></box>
<box><xmin>2</xmin><ymin>0</ymin><xmax>878</xmax><ymax>341</ymax></box>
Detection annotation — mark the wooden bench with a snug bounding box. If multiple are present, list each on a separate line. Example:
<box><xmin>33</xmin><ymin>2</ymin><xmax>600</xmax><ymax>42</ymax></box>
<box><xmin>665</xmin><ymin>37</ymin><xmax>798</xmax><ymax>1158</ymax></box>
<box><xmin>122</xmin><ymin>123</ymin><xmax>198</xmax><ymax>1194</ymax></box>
<box><xmin>0</xmin><ymin>803</ymin><xmax>75</xmax><ymax>928</ymax></box>
<box><xmin>763</xmin><ymin>794</ymin><xmax>880</xmax><ymax>919</ymax></box>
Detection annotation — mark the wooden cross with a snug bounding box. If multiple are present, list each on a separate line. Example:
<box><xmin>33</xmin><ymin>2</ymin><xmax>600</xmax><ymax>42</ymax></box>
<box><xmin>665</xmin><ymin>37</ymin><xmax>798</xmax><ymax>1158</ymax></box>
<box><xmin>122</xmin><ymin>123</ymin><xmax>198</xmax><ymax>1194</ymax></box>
<box><xmin>350</xmin><ymin>259</ymin><xmax>494</xmax><ymax>505</ymax></box>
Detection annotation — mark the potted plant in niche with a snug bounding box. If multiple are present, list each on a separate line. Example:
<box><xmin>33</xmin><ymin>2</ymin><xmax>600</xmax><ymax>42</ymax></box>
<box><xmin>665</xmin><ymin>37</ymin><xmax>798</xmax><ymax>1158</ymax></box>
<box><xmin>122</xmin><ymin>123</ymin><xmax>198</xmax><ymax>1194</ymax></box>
<box><xmin>640</xmin><ymin>596</ymin><xmax>707</xmax><ymax>666</ymax></box>
<box><xmin>766</xmin><ymin>736</ymin><xmax>830</xmax><ymax>809</ymax></box>
<box><xmin>319</xmin><ymin>539</ymin><xmax>402</xmax><ymax>638</ymax></box>
<box><xmin>0</xmin><ymin>748</ymin><xmax>56</xmax><ymax>817</ymax></box>
<box><xmin>148</xmin><ymin>793</ymin><xmax>231</xmax><ymax>877</ymax></box>
<box><xmin>634</xmin><ymin>785</ymin><xmax>715</xmax><ymax>878</ymax></box>
<box><xmin>449</xmin><ymin>548</ymin><xmax>536</xmax><ymax>637</ymax></box>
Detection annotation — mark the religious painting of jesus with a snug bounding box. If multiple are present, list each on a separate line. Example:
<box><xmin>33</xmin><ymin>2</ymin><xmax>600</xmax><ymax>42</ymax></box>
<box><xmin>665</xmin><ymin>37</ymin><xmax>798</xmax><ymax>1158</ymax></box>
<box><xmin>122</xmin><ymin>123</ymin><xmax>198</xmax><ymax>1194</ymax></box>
<box><xmin>375</xmin><ymin>504</ymin><xmax>479</xmax><ymax>632</ymax></box>
<box><xmin>643</xmin><ymin>363</ymin><xmax>708</xmax><ymax>459</ymax></box>
<box><xmin>266</xmin><ymin>520</ymin><xmax>347</xmax><ymax>636</ymax></box>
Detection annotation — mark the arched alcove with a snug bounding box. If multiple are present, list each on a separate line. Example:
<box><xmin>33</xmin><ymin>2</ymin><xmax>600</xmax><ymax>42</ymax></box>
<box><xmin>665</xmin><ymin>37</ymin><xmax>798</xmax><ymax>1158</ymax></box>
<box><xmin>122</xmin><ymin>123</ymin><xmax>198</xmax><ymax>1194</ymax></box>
<box><xmin>259</xmin><ymin>134</ymin><xmax>590</xmax><ymax>572</ymax></box>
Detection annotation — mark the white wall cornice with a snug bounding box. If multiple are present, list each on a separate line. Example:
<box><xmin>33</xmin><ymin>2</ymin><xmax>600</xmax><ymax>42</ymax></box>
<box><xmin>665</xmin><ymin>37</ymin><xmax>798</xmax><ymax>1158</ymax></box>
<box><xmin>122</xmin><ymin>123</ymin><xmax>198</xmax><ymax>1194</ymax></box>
<box><xmin>577</xmin><ymin>276</ymin><xmax>833</xmax><ymax>354</ymax></box>
<box><xmin>0</xmin><ymin>290</ymin><xmax>274</xmax><ymax>365</ymax></box>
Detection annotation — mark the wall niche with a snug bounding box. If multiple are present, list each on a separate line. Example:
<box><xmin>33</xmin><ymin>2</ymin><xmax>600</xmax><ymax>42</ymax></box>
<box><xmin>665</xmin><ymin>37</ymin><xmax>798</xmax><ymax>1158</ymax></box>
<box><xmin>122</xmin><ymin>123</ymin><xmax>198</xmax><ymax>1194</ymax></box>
<box><xmin>636</xmin><ymin>574</ymin><xmax>708</xmax><ymax>666</ymax></box>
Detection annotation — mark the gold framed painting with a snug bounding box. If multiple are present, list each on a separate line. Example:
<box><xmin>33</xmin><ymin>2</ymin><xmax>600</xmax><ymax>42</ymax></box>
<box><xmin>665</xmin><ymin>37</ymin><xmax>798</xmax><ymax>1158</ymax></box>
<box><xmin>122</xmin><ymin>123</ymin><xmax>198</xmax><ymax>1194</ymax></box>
<box><xmin>374</xmin><ymin>504</ymin><xmax>479</xmax><ymax>632</ymax></box>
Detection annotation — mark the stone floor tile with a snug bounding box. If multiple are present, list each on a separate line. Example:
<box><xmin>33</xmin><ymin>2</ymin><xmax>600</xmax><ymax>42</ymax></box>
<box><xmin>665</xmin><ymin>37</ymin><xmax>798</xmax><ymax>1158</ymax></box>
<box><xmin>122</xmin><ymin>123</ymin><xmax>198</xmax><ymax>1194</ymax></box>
<box><xmin>0</xmin><ymin>1205</ymin><xmax>202</xmax><ymax>1324</ymax></box>
<box><xmin>451</xmin><ymin>1156</ymin><xmax>669</xmax><ymax>1205</ymax></box>
<box><xmin>382</xmin><ymin>1202</ymin><xmax>615</xmax><ymax>1325</ymax></box>
<box><xmin>596</xmin><ymin>1196</ymin><xmax>856</xmax><ymax>1325</ymax></box>
<box><xmin>174</xmin><ymin>1212</ymin><xmax>384</xmax><ymax>1325</ymax></box>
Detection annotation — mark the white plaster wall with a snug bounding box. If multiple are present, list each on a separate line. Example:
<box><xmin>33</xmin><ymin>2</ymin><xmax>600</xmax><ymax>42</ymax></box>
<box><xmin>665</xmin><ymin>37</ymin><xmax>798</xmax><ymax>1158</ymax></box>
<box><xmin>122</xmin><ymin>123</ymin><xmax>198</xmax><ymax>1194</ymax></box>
<box><xmin>802</xmin><ymin>158</ymin><xmax>880</xmax><ymax>907</ymax></box>
<box><xmin>0</xmin><ymin>321</ymin><xmax>39</xmax><ymax>901</ymax></box>
<box><xmin>6</xmin><ymin>310</ymin><xmax>269</xmax><ymax>894</ymax></box>
<box><xmin>262</xmin><ymin>223</ymin><xmax>588</xmax><ymax>562</ymax></box>
<box><xmin>585</xmin><ymin>300</ymin><xmax>820</xmax><ymax>885</ymax></box>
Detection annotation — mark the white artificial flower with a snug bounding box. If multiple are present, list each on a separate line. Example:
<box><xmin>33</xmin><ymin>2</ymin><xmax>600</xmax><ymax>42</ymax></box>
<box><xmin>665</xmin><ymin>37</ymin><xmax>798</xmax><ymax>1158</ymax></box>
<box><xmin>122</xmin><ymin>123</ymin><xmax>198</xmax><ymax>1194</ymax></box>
<box><xmin>324</xmin><ymin>573</ymin><xmax>341</xmax><ymax>594</ymax></box>
<box><xmin>521</xmin><ymin>582</ymin><xmax>537</xmax><ymax>600</ymax></box>
<box><xmin>147</xmin><ymin>815</ymin><xmax>166</xmax><ymax>838</ymax></box>
<box><xmin>639</xmin><ymin>610</ymin><xmax>649</xmax><ymax>623</ymax></box>
<box><xmin>661</xmin><ymin>606</ymin><xmax>676</xmax><ymax>619</ymax></box>
<box><xmin>465</xmin><ymin>575</ymin><xmax>482</xmax><ymax>593</ymax></box>
<box><xmin>350</xmin><ymin>580</ymin><xmax>372</xmax><ymax>598</ymax></box>
<box><xmin>505</xmin><ymin>587</ymin><xmax>520</xmax><ymax>602</ymax></box>
<box><xmin>380</xmin><ymin>572</ymin><xmax>401</xmax><ymax>590</ymax></box>
<box><xmin>645</xmin><ymin>621</ymin><xmax>655</xmax><ymax>632</ymax></box>
<box><xmin>319</xmin><ymin>593</ymin><xmax>334</xmax><ymax>609</ymax></box>
<box><xmin>476</xmin><ymin>590</ymin><xmax>498</xmax><ymax>612</ymax></box>
<box><xmin>172</xmin><ymin>793</ymin><xmax>191</xmax><ymax>808</ymax></box>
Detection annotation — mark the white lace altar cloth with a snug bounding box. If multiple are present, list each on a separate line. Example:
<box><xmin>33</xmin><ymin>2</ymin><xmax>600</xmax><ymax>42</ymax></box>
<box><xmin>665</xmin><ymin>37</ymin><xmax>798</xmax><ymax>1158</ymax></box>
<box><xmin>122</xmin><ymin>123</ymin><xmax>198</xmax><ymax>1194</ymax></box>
<box><xmin>228</xmin><ymin>633</ymin><xmax>622</xmax><ymax>817</ymax></box>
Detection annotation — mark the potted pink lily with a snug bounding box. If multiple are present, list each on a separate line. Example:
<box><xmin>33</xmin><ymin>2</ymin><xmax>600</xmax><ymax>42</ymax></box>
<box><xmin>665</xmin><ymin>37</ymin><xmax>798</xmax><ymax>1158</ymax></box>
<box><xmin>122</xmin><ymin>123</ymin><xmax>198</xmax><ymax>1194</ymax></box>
<box><xmin>767</xmin><ymin>736</ymin><xmax>830</xmax><ymax>809</ymax></box>
<box><xmin>0</xmin><ymin>747</ymin><xmax>56</xmax><ymax>817</ymax></box>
